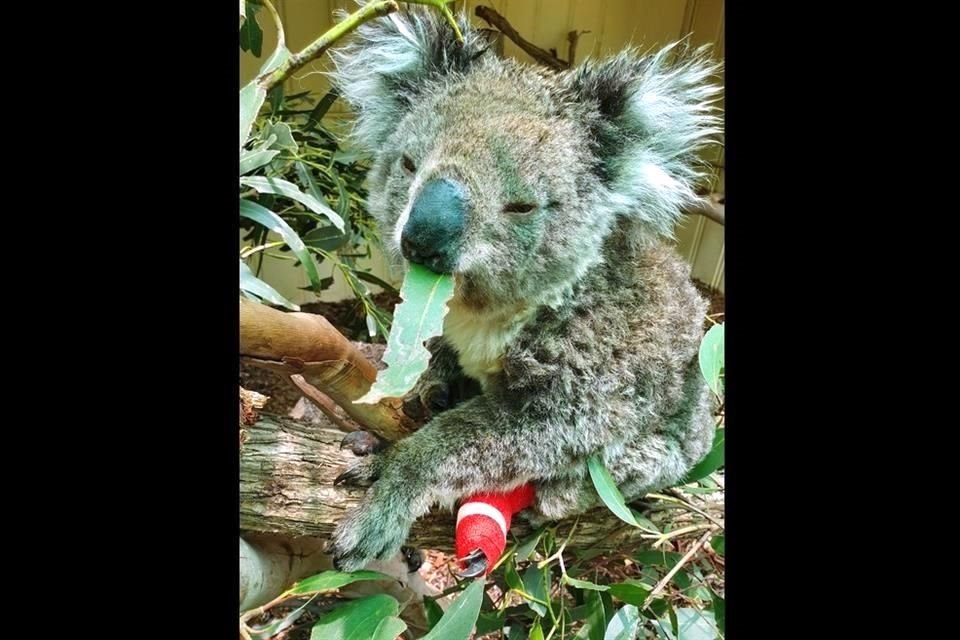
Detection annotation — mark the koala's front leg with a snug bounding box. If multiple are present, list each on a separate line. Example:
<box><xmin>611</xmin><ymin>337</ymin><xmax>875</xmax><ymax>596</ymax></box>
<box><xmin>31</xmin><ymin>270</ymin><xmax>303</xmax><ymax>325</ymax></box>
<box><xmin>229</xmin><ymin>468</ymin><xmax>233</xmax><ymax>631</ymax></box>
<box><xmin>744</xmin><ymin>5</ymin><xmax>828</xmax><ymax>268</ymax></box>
<box><xmin>329</xmin><ymin>391</ymin><xmax>617</xmax><ymax>571</ymax></box>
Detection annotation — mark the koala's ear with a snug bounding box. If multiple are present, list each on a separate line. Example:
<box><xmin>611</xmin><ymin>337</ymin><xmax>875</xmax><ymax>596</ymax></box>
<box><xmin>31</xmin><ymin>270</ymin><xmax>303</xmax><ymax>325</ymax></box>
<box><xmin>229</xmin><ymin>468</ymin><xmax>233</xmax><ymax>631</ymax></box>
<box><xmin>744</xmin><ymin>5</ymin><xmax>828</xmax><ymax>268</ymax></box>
<box><xmin>564</xmin><ymin>43</ymin><xmax>723</xmax><ymax>236</ymax></box>
<box><xmin>329</xmin><ymin>4</ymin><xmax>491</xmax><ymax>151</ymax></box>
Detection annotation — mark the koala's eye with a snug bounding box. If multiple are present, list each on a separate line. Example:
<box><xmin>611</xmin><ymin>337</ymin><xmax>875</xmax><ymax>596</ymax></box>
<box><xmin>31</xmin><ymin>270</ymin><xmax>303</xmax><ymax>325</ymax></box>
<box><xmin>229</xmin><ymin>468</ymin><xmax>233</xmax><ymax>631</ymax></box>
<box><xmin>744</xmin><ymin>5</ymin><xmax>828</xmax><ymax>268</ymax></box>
<box><xmin>401</xmin><ymin>154</ymin><xmax>417</xmax><ymax>174</ymax></box>
<box><xmin>503</xmin><ymin>202</ymin><xmax>537</xmax><ymax>215</ymax></box>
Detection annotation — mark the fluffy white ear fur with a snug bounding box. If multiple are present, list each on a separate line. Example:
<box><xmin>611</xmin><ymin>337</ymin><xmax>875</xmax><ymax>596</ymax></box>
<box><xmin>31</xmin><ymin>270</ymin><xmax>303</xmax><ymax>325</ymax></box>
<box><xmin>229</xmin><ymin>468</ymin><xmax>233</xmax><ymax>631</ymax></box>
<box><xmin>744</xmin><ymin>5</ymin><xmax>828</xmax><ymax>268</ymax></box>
<box><xmin>327</xmin><ymin>3</ymin><xmax>486</xmax><ymax>151</ymax></box>
<box><xmin>567</xmin><ymin>42</ymin><xmax>724</xmax><ymax>236</ymax></box>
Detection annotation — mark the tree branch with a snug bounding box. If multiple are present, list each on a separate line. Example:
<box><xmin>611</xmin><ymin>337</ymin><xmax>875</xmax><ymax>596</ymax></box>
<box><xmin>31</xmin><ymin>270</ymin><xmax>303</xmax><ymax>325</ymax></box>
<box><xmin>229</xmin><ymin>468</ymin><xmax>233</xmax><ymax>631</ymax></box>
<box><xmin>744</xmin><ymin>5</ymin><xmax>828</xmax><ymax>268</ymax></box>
<box><xmin>475</xmin><ymin>5</ymin><xmax>568</xmax><ymax>71</ymax></box>
<box><xmin>239</xmin><ymin>414</ymin><xmax>706</xmax><ymax>554</ymax></box>
<box><xmin>258</xmin><ymin>0</ymin><xmax>400</xmax><ymax>93</ymax></box>
<box><xmin>239</xmin><ymin>297</ymin><xmax>416</xmax><ymax>442</ymax></box>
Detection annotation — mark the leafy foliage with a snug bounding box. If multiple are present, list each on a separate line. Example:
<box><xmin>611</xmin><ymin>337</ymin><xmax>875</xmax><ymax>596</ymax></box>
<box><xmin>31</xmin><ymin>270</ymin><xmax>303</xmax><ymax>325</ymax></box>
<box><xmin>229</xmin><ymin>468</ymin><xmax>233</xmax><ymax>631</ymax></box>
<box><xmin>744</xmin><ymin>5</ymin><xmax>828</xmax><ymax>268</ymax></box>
<box><xmin>238</xmin><ymin>4</ymin><xmax>393</xmax><ymax>341</ymax></box>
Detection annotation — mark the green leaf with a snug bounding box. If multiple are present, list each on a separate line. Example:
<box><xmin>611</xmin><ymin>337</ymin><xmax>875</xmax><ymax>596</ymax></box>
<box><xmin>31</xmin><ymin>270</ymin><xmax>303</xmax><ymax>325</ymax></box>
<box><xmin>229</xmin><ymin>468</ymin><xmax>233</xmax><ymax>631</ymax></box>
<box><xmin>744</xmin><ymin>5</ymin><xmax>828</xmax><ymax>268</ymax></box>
<box><xmin>354</xmin><ymin>270</ymin><xmax>399</xmax><ymax>294</ymax></box>
<box><xmin>634</xmin><ymin>551</ymin><xmax>682</xmax><ymax>568</ymax></box>
<box><xmin>239</xmin><ymin>199</ymin><xmax>322</xmax><ymax>290</ymax></box>
<box><xmin>240</xmin><ymin>176</ymin><xmax>345</xmax><ymax>231</ymax></box>
<box><xmin>309</xmin><ymin>593</ymin><xmax>398</xmax><ymax>640</ymax></box>
<box><xmin>698</xmin><ymin>323</ymin><xmax>724</xmax><ymax>396</ymax></box>
<box><xmin>420</xmin><ymin>578</ymin><xmax>485</xmax><ymax>640</ymax></box>
<box><xmin>711</xmin><ymin>535</ymin><xmax>724</xmax><ymax>556</ymax></box>
<box><xmin>520</xmin><ymin>566</ymin><xmax>549</xmax><ymax>617</ymax></box>
<box><xmin>239</xmin><ymin>148</ymin><xmax>280</xmax><ymax>175</ymax></box>
<box><xmin>240</xmin><ymin>81</ymin><xmax>267</xmax><ymax>149</ymax></box>
<box><xmin>262</xmin><ymin>121</ymin><xmax>298</xmax><ymax>152</ymax></box>
<box><xmin>289</xmin><ymin>569</ymin><xmax>390</xmax><ymax>595</ymax></box>
<box><xmin>587</xmin><ymin>456</ymin><xmax>639</xmax><ymax>527</ymax></box>
<box><xmin>240</xmin><ymin>260</ymin><xmax>299</xmax><ymax>311</ymax></box>
<box><xmin>529</xmin><ymin>620</ymin><xmax>545</xmax><ymax>640</ymax></box>
<box><xmin>682</xmin><ymin>428</ymin><xmax>724</xmax><ymax>483</ymax></box>
<box><xmin>673</xmin><ymin>608</ymin><xmax>716</xmax><ymax>640</ymax></box>
<box><xmin>565</xmin><ymin>576</ymin><xmax>610</xmax><ymax>591</ymax></box>
<box><xmin>355</xmin><ymin>264</ymin><xmax>455</xmax><ymax>404</ymax></box>
<box><xmin>372</xmin><ymin>616</ymin><xmax>407</xmax><ymax>640</ymax></box>
<box><xmin>631</xmin><ymin>511</ymin><xmax>660</xmax><ymax>534</ymax></box>
<box><xmin>574</xmin><ymin>589</ymin><xmax>606</xmax><ymax>640</ymax></box>
<box><xmin>307</xmin><ymin>89</ymin><xmax>341</xmax><ymax>129</ymax></box>
<box><xmin>239</xmin><ymin>3</ymin><xmax>263</xmax><ymax>56</ymax></box>
<box><xmin>423</xmin><ymin>597</ymin><xmax>444</xmax><ymax>631</ymax></box>
<box><xmin>711</xmin><ymin>591</ymin><xmax>725</xmax><ymax>634</ymax></box>
<box><xmin>515</xmin><ymin>529</ymin><xmax>544</xmax><ymax>562</ymax></box>
<box><xmin>303</xmin><ymin>226</ymin><xmax>350</xmax><ymax>252</ymax></box>
<box><xmin>504</xmin><ymin>561</ymin><xmax>525</xmax><ymax>594</ymax></box>
<box><xmin>608</xmin><ymin>581</ymin><xmax>652</xmax><ymax>607</ymax></box>
<box><xmin>604</xmin><ymin>604</ymin><xmax>641</xmax><ymax>640</ymax></box>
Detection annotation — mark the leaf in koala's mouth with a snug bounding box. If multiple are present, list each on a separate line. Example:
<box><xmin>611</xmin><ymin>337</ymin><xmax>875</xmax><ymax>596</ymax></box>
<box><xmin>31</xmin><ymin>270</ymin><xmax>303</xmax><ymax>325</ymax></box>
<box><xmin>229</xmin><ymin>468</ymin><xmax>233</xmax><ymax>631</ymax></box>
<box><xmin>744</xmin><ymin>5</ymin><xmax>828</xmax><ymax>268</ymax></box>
<box><xmin>355</xmin><ymin>264</ymin><xmax>455</xmax><ymax>404</ymax></box>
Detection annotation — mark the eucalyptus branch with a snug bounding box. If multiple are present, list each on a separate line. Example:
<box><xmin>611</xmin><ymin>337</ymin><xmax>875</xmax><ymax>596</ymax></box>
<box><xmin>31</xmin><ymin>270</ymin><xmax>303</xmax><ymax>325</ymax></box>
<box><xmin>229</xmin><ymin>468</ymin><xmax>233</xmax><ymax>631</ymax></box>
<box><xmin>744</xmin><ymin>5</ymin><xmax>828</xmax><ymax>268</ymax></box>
<box><xmin>257</xmin><ymin>0</ymin><xmax>285</xmax><ymax>52</ymax></box>
<box><xmin>257</xmin><ymin>0</ymin><xmax>463</xmax><ymax>94</ymax></box>
<box><xmin>259</xmin><ymin>1</ymin><xmax>400</xmax><ymax>93</ymax></box>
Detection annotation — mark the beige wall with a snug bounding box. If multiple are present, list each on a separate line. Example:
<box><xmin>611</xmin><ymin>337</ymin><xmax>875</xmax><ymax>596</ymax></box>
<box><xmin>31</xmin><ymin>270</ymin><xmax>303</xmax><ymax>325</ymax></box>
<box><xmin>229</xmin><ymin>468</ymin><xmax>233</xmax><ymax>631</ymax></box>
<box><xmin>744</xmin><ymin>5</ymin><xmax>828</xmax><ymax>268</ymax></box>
<box><xmin>241</xmin><ymin>1</ymin><xmax>724</xmax><ymax>303</ymax></box>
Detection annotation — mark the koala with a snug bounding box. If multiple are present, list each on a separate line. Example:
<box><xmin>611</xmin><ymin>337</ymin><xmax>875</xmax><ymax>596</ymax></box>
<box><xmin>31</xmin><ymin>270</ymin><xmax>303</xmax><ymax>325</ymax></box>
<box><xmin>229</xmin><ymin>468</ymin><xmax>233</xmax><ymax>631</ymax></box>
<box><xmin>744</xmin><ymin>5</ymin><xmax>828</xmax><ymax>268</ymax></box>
<box><xmin>327</xmin><ymin>4</ymin><xmax>723</xmax><ymax>573</ymax></box>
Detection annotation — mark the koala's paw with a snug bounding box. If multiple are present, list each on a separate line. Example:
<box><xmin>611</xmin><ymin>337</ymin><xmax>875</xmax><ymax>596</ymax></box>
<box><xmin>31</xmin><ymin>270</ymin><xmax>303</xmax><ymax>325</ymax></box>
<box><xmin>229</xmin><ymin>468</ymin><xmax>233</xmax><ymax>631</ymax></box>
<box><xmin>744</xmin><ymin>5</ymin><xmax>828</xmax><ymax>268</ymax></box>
<box><xmin>333</xmin><ymin>454</ymin><xmax>383</xmax><ymax>488</ymax></box>
<box><xmin>402</xmin><ymin>381</ymin><xmax>449</xmax><ymax>423</ymax></box>
<box><xmin>340</xmin><ymin>431</ymin><xmax>388</xmax><ymax>457</ymax></box>
<box><xmin>329</xmin><ymin>492</ymin><xmax>412</xmax><ymax>572</ymax></box>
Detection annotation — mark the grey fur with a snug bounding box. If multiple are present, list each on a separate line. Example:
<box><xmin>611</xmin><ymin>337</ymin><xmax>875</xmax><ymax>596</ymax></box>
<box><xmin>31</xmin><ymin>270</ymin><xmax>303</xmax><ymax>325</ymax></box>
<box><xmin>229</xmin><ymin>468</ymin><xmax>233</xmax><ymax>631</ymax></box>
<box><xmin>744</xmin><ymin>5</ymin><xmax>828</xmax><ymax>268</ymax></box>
<box><xmin>327</xmin><ymin>3</ymin><xmax>722</xmax><ymax>571</ymax></box>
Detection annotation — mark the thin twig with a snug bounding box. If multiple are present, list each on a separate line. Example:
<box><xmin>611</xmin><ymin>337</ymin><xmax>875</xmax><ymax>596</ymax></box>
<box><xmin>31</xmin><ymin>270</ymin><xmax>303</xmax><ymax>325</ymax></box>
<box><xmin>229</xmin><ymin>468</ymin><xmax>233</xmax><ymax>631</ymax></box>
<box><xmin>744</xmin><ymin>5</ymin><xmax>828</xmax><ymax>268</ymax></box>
<box><xmin>258</xmin><ymin>0</ymin><xmax>285</xmax><ymax>52</ymax></box>
<box><xmin>475</xmin><ymin>5</ymin><xmax>568</xmax><ymax>71</ymax></box>
<box><xmin>288</xmin><ymin>374</ymin><xmax>357</xmax><ymax>432</ymax></box>
<box><xmin>641</xmin><ymin>527</ymin><xmax>718</xmax><ymax>611</ymax></box>
<box><xmin>649</xmin><ymin>491</ymin><xmax>725</xmax><ymax>530</ymax></box>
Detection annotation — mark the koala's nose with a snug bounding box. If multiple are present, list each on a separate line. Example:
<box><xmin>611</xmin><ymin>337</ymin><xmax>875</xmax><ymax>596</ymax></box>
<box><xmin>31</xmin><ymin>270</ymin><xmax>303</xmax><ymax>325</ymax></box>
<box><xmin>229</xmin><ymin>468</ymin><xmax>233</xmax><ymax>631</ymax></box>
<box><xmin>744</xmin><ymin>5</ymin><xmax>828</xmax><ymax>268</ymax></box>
<box><xmin>401</xmin><ymin>178</ymin><xmax>466</xmax><ymax>274</ymax></box>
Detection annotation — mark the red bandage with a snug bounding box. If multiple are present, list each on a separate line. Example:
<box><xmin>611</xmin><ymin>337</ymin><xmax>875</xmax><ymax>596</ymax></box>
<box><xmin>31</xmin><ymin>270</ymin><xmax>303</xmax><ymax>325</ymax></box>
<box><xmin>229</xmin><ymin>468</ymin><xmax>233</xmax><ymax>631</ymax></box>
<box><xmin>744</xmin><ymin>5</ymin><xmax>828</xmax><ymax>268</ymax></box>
<box><xmin>455</xmin><ymin>484</ymin><xmax>535</xmax><ymax>575</ymax></box>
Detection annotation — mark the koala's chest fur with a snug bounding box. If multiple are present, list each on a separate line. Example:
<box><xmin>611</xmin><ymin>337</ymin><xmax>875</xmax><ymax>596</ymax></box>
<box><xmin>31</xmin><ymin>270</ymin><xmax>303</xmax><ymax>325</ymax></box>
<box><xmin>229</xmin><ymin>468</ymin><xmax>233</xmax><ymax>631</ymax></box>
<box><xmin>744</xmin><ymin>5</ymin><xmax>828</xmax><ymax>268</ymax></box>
<box><xmin>443</xmin><ymin>298</ymin><xmax>535</xmax><ymax>389</ymax></box>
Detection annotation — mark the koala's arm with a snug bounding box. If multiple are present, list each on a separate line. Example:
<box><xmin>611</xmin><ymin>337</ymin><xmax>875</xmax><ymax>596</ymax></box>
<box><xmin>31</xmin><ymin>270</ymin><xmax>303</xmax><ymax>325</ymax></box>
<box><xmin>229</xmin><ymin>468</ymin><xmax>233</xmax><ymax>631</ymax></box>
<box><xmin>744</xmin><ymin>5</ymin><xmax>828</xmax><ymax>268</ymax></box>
<box><xmin>330</xmin><ymin>329</ymin><xmax>641</xmax><ymax>570</ymax></box>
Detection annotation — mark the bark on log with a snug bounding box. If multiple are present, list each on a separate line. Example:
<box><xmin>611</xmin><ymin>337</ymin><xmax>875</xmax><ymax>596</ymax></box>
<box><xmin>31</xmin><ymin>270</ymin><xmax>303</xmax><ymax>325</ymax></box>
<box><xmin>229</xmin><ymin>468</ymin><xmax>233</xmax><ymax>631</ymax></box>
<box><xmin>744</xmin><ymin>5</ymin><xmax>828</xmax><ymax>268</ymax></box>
<box><xmin>241</xmin><ymin>414</ymin><xmax>677</xmax><ymax>554</ymax></box>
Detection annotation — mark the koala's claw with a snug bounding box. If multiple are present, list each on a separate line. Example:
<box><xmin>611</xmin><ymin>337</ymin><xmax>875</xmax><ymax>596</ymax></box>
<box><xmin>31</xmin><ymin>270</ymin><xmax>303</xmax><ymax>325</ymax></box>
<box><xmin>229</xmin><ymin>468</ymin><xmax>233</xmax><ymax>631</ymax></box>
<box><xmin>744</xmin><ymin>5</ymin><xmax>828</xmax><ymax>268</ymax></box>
<box><xmin>333</xmin><ymin>456</ymin><xmax>381</xmax><ymax>487</ymax></box>
<box><xmin>340</xmin><ymin>431</ymin><xmax>387</xmax><ymax>456</ymax></box>
<box><xmin>330</xmin><ymin>492</ymin><xmax>413</xmax><ymax>572</ymax></box>
<box><xmin>456</xmin><ymin>548</ymin><xmax>488</xmax><ymax>578</ymax></box>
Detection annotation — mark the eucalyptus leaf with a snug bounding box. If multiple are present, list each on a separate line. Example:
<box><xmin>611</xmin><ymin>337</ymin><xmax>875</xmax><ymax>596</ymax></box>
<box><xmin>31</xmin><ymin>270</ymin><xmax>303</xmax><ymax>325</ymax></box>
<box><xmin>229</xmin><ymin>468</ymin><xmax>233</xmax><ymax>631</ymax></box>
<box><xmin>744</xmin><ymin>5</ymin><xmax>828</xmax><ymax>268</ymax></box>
<box><xmin>240</xmin><ymin>82</ymin><xmax>266</xmax><ymax>149</ymax></box>
<box><xmin>604</xmin><ymin>604</ymin><xmax>641</xmax><ymax>640</ymax></box>
<box><xmin>608</xmin><ymin>581</ymin><xmax>652</xmax><ymax>607</ymax></box>
<box><xmin>682</xmin><ymin>428</ymin><xmax>724</xmax><ymax>483</ymax></box>
<box><xmin>529</xmin><ymin>620</ymin><xmax>545</xmax><ymax>640</ymax></box>
<box><xmin>698</xmin><ymin>323</ymin><xmax>724</xmax><ymax>396</ymax></box>
<box><xmin>520</xmin><ymin>566</ymin><xmax>549</xmax><ymax>618</ymax></box>
<box><xmin>371</xmin><ymin>616</ymin><xmax>407</xmax><ymax>640</ymax></box>
<box><xmin>303</xmin><ymin>226</ymin><xmax>349</xmax><ymax>252</ymax></box>
<box><xmin>309</xmin><ymin>593</ymin><xmax>398</xmax><ymax>640</ymax></box>
<box><xmin>240</xmin><ymin>260</ymin><xmax>298</xmax><ymax>311</ymax></box>
<box><xmin>587</xmin><ymin>456</ymin><xmax>639</xmax><ymax>527</ymax></box>
<box><xmin>239</xmin><ymin>199</ymin><xmax>322</xmax><ymax>290</ymax></box>
<box><xmin>239</xmin><ymin>3</ymin><xmax>263</xmax><ymax>56</ymax></box>
<box><xmin>565</xmin><ymin>576</ymin><xmax>610</xmax><ymax>591</ymax></box>
<box><xmin>263</xmin><ymin>121</ymin><xmax>297</xmax><ymax>152</ymax></box>
<box><xmin>355</xmin><ymin>264</ymin><xmax>455</xmax><ymax>404</ymax></box>
<box><xmin>240</xmin><ymin>176</ymin><xmax>344</xmax><ymax>230</ymax></box>
<box><xmin>239</xmin><ymin>148</ymin><xmax>280</xmax><ymax>175</ymax></box>
<box><xmin>289</xmin><ymin>569</ymin><xmax>390</xmax><ymax>595</ymax></box>
<box><xmin>420</xmin><ymin>578</ymin><xmax>485</xmax><ymax>640</ymax></box>
<box><xmin>423</xmin><ymin>597</ymin><xmax>444</xmax><ymax>631</ymax></box>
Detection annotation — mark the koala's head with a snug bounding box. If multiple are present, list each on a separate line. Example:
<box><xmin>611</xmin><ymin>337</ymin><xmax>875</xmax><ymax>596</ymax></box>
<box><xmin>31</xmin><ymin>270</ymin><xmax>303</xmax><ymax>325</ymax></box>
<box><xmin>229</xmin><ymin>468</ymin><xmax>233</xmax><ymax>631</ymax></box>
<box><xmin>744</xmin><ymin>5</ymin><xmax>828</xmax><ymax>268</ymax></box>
<box><xmin>330</xmin><ymin>4</ymin><xmax>721</xmax><ymax>310</ymax></box>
